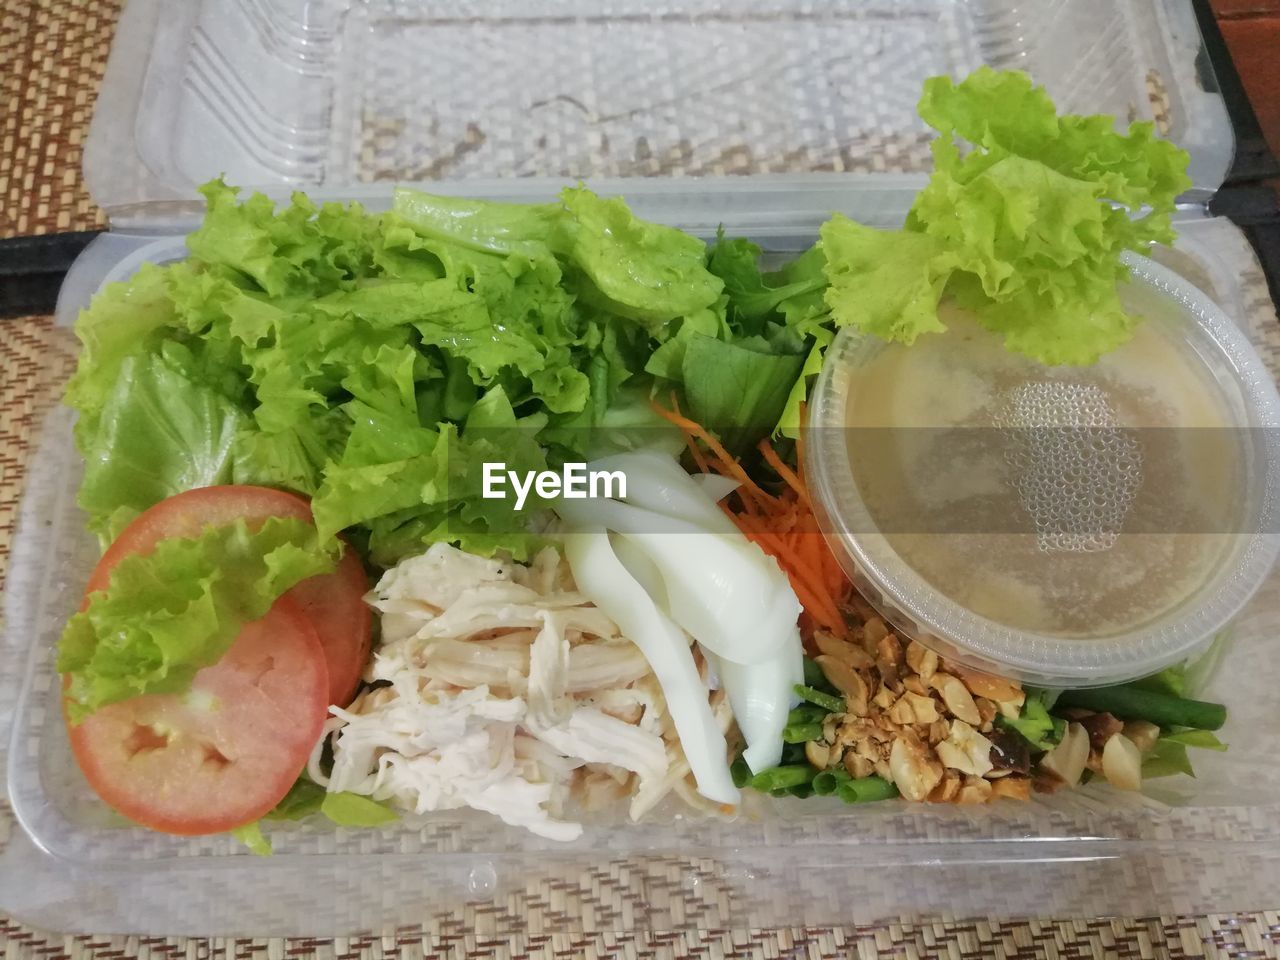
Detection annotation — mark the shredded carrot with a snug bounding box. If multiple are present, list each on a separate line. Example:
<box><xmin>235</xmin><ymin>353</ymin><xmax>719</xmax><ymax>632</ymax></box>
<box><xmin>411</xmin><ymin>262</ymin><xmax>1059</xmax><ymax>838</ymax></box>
<box><xmin>652</xmin><ymin>398</ymin><xmax>776</xmax><ymax>511</ymax></box>
<box><xmin>671</xmin><ymin>402</ymin><xmax>713</xmax><ymax>476</ymax></box>
<box><xmin>757</xmin><ymin>439</ymin><xmax>810</xmax><ymax>508</ymax></box>
<box><xmin>654</xmin><ymin>398</ymin><xmax>854</xmax><ymax>642</ymax></box>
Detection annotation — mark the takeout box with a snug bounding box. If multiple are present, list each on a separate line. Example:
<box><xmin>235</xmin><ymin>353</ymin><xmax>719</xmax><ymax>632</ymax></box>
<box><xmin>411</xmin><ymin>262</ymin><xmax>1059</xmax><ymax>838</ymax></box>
<box><xmin>4</xmin><ymin>0</ymin><xmax>1280</xmax><ymax>936</ymax></box>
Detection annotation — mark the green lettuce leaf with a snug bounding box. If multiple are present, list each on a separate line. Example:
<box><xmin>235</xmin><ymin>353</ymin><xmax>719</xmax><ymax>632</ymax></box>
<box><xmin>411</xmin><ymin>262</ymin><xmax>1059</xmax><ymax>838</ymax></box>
<box><xmin>681</xmin><ymin>333</ymin><xmax>807</xmax><ymax>454</ymax></box>
<box><xmin>996</xmin><ymin>690</ymin><xmax>1064</xmax><ymax>752</ymax></box>
<box><xmin>70</xmin><ymin>180</ymin><xmax>724</xmax><ymax>566</ymax></box>
<box><xmin>231</xmin><ymin>822</ymin><xmax>273</xmax><ymax>856</ymax></box>
<box><xmin>642</xmin><ymin>302</ymin><xmax>730</xmax><ymax>381</ymax></box>
<box><xmin>233</xmin><ymin>788</ymin><xmax>396</xmax><ymax>852</ymax></box>
<box><xmin>65</xmin><ymin>262</ymin><xmax>183</xmax><ymax>450</ymax></box>
<box><xmin>818</xmin><ymin>67</ymin><xmax>1190</xmax><ymax>366</ymax></box>
<box><xmin>1132</xmin><ymin>664</ymin><xmax>1189</xmax><ymax>698</ymax></box>
<box><xmin>1142</xmin><ymin>738</ymin><xmax>1196</xmax><ymax>779</ymax></box>
<box><xmin>320</xmin><ymin>792</ymin><xmax>399</xmax><ymax>827</ymax></box>
<box><xmin>186</xmin><ymin>180</ymin><xmax>380</xmax><ymax>299</ymax></box>
<box><xmin>706</xmin><ymin>231</ymin><xmax>826</xmax><ymax>329</ymax></box>
<box><xmin>647</xmin><ymin>233</ymin><xmax>826</xmax><ymax>445</ymax></box>
<box><xmin>1162</xmin><ymin>729</ymin><xmax>1228</xmax><ymax>751</ymax></box>
<box><xmin>265</xmin><ymin>778</ymin><xmax>328</xmax><ymax>821</ymax></box>
<box><xmin>59</xmin><ymin>517</ymin><xmax>338</xmax><ymax>719</ymax></box>
<box><xmin>392</xmin><ymin>188</ymin><xmax>560</xmax><ymax>258</ymax></box>
<box><xmin>262</xmin><ymin>779</ymin><xmax>399</xmax><ymax>827</ymax></box>
<box><xmin>311</xmin><ymin>405</ymin><xmax>452</xmax><ymax>541</ymax></box>
<box><xmin>76</xmin><ymin>349</ymin><xmax>248</xmax><ymax>541</ymax></box>
<box><xmin>1141</xmin><ymin>728</ymin><xmax>1228</xmax><ymax>780</ymax></box>
<box><xmin>777</xmin><ymin>326</ymin><xmax>833</xmax><ymax>439</ymax></box>
<box><xmin>558</xmin><ymin>186</ymin><xmax>724</xmax><ymax>331</ymax></box>
<box><xmin>312</xmin><ymin>386</ymin><xmax>548</xmax><ymax>562</ymax></box>
<box><xmin>821</xmin><ymin>214</ymin><xmax>955</xmax><ymax>345</ymax></box>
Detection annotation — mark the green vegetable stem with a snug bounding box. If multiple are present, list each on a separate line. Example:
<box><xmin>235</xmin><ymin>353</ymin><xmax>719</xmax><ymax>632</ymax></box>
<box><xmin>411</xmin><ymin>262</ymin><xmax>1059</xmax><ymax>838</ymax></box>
<box><xmin>781</xmin><ymin>723</ymin><xmax>824</xmax><ymax>744</ymax></box>
<box><xmin>811</xmin><ymin>769</ymin><xmax>851</xmax><ymax>795</ymax></box>
<box><xmin>793</xmin><ymin>684</ymin><xmax>845</xmax><ymax>714</ymax></box>
<box><xmin>802</xmin><ymin>657</ymin><xmax>832</xmax><ymax>691</ymax></box>
<box><xmin>835</xmin><ymin>776</ymin><xmax>898</xmax><ymax>805</ymax></box>
<box><xmin>1055</xmin><ymin>685</ymin><xmax>1226</xmax><ymax>731</ymax></box>
<box><xmin>748</xmin><ymin>765</ymin><xmax>816</xmax><ymax>793</ymax></box>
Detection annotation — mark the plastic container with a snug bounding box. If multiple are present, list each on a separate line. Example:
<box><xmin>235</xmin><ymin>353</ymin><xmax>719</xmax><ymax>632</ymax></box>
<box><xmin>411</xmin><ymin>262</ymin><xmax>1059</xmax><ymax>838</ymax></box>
<box><xmin>5</xmin><ymin>0</ymin><xmax>1280</xmax><ymax>937</ymax></box>
<box><xmin>806</xmin><ymin>252</ymin><xmax>1280</xmax><ymax>688</ymax></box>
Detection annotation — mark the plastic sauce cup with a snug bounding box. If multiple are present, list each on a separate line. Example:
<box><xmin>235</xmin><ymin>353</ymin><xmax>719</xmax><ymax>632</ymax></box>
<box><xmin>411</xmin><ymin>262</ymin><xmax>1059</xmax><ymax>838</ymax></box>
<box><xmin>805</xmin><ymin>253</ymin><xmax>1280</xmax><ymax>687</ymax></box>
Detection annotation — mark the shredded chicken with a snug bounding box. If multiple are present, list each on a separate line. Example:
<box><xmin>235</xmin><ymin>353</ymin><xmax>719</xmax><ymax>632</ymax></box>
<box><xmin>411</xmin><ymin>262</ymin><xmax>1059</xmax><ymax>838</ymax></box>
<box><xmin>315</xmin><ymin>543</ymin><xmax>706</xmax><ymax>840</ymax></box>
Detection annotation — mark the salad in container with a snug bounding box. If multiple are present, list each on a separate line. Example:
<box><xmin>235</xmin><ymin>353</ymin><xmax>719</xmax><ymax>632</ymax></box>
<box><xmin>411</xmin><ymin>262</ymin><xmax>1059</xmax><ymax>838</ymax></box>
<box><xmin>40</xmin><ymin>69</ymin><xmax>1265</xmax><ymax>849</ymax></box>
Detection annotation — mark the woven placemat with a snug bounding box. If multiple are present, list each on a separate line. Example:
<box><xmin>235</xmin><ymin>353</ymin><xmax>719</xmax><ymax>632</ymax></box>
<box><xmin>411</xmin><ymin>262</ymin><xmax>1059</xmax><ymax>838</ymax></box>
<box><xmin>4</xmin><ymin>2</ymin><xmax>1280</xmax><ymax>957</ymax></box>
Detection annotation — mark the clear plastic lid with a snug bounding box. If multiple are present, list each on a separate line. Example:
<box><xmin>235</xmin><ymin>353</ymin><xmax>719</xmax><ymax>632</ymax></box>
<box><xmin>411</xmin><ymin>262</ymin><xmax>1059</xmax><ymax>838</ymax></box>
<box><xmin>85</xmin><ymin>0</ymin><xmax>1233</xmax><ymax>228</ymax></box>
<box><xmin>806</xmin><ymin>253</ymin><xmax>1280</xmax><ymax>687</ymax></box>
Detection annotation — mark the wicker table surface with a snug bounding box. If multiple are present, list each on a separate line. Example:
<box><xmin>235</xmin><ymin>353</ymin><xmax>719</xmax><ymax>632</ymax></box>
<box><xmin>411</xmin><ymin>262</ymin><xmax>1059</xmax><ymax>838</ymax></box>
<box><xmin>4</xmin><ymin>2</ymin><xmax>1280</xmax><ymax>957</ymax></box>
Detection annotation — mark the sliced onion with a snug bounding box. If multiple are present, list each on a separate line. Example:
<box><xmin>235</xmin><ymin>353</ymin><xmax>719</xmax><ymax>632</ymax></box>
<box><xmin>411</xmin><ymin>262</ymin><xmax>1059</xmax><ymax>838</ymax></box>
<box><xmin>712</xmin><ymin>626</ymin><xmax>805</xmax><ymax>774</ymax></box>
<box><xmin>562</xmin><ymin>529</ymin><xmax>739</xmax><ymax>805</ymax></box>
<box><xmin>610</xmin><ymin>532</ymin><xmax>669</xmax><ymax>607</ymax></box>
<box><xmin>590</xmin><ymin>450</ymin><xmax>739</xmax><ymax>534</ymax></box>
<box><xmin>555</xmin><ymin>497</ymin><xmax>800</xmax><ymax>664</ymax></box>
<box><xmin>689</xmin><ymin>472</ymin><xmax>740</xmax><ymax>504</ymax></box>
<box><xmin>557</xmin><ymin>451</ymin><xmax>806</xmax><ymax>782</ymax></box>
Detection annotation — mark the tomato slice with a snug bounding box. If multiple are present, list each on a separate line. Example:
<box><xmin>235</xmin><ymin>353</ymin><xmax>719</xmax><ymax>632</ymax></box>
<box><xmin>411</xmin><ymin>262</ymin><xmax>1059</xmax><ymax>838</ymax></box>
<box><xmin>85</xmin><ymin>485</ymin><xmax>372</xmax><ymax>707</ymax></box>
<box><xmin>283</xmin><ymin>559</ymin><xmax>372</xmax><ymax>706</ymax></box>
<box><xmin>66</xmin><ymin>599</ymin><xmax>328</xmax><ymax>835</ymax></box>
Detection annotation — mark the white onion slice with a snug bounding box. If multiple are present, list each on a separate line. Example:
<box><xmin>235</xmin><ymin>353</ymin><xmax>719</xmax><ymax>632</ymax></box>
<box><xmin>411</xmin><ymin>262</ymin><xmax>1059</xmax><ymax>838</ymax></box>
<box><xmin>558</xmin><ymin>450</ymin><xmax>807</xmax><ymax>782</ymax></box>
<box><xmin>590</xmin><ymin>450</ymin><xmax>739</xmax><ymax>534</ymax></box>
<box><xmin>713</xmin><ymin>626</ymin><xmax>805</xmax><ymax>774</ymax></box>
<box><xmin>689</xmin><ymin>472</ymin><xmax>741</xmax><ymax>504</ymax></box>
<box><xmin>611</xmin><ymin>532</ymin><xmax>669</xmax><ymax>607</ymax></box>
<box><xmin>562</xmin><ymin>529</ymin><xmax>740</xmax><ymax>805</ymax></box>
<box><xmin>555</xmin><ymin>496</ymin><xmax>799</xmax><ymax>664</ymax></box>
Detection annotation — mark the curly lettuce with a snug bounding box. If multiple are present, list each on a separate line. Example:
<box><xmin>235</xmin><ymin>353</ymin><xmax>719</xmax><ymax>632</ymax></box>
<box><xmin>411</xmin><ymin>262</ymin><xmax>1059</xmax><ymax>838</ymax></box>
<box><xmin>67</xmin><ymin>180</ymin><xmax>724</xmax><ymax>562</ymax></box>
<box><xmin>59</xmin><ymin>517</ymin><xmax>338</xmax><ymax>719</ymax></box>
<box><xmin>822</xmin><ymin>67</ymin><xmax>1191</xmax><ymax>366</ymax></box>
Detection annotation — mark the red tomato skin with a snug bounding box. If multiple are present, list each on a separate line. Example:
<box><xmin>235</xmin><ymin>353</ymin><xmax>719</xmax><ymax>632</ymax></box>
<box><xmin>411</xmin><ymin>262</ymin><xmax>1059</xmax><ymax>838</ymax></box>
<box><xmin>83</xmin><ymin>485</ymin><xmax>371</xmax><ymax>707</ymax></box>
<box><xmin>66</xmin><ymin>598</ymin><xmax>329</xmax><ymax>836</ymax></box>
<box><xmin>286</xmin><ymin>549</ymin><xmax>372</xmax><ymax>706</ymax></box>
<box><xmin>85</xmin><ymin>486</ymin><xmax>316</xmax><ymax>596</ymax></box>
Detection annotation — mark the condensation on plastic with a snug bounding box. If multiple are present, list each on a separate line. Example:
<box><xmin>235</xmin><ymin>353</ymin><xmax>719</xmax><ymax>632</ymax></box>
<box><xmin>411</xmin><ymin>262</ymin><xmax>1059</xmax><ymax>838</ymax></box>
<box><xmin>82</xmin><ymin>0</ymin><xmax>1232</xmax><ymax>229</ymax></box>
<box><xmin>994</xmin><ymin>381</ymin><xmax>1144</xmax><ymax>554</ymax></box>
<box><xmin>807</xmin><ymin>252</ymin><xmax>1280</xmax><ymax>688</ymax></box>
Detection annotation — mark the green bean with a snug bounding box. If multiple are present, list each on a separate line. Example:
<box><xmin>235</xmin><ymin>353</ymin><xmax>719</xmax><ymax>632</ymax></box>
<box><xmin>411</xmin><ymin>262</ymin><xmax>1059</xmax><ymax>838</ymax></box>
<box><xmin>812</xmin><ymin>769</ymin><xmax>852</xmax><ymax>795</ymax></box>
<box><xmin>787</xmin><ymin>704</ymin><xmax>829</xmax><ymax>725</ymax></box>
<box><xmin>794</xmin><ymin>684</ymin><xmax>844</xmax><ymax>714</ymax></box>
<box><xmin>782</xmin><ymin>723</ymin><xmax>824</xmax><ymax>744</ymax></box>
<box><xmin>748</xmin><ymin>765</ymin><xmax>815</xmax><ymax>792</ymax></box>
<box><xmin>1055</xmin><ymin>685</ymin><xmax>1226</xmax><ymax>731</ymax></box>
<box><xmin>803</xmin><ymin>657</ymin><xmax>829</xmax><ymax>689</ymax></box>
<box><xmin>836</xmin><ymin>776</ymin><xmax>898</xmax><ymax>805</ymax></box>
<box><xmin>780</xmin><ymin>741</ymin><xmax>807</xmax><ymax>765</ymax></box>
